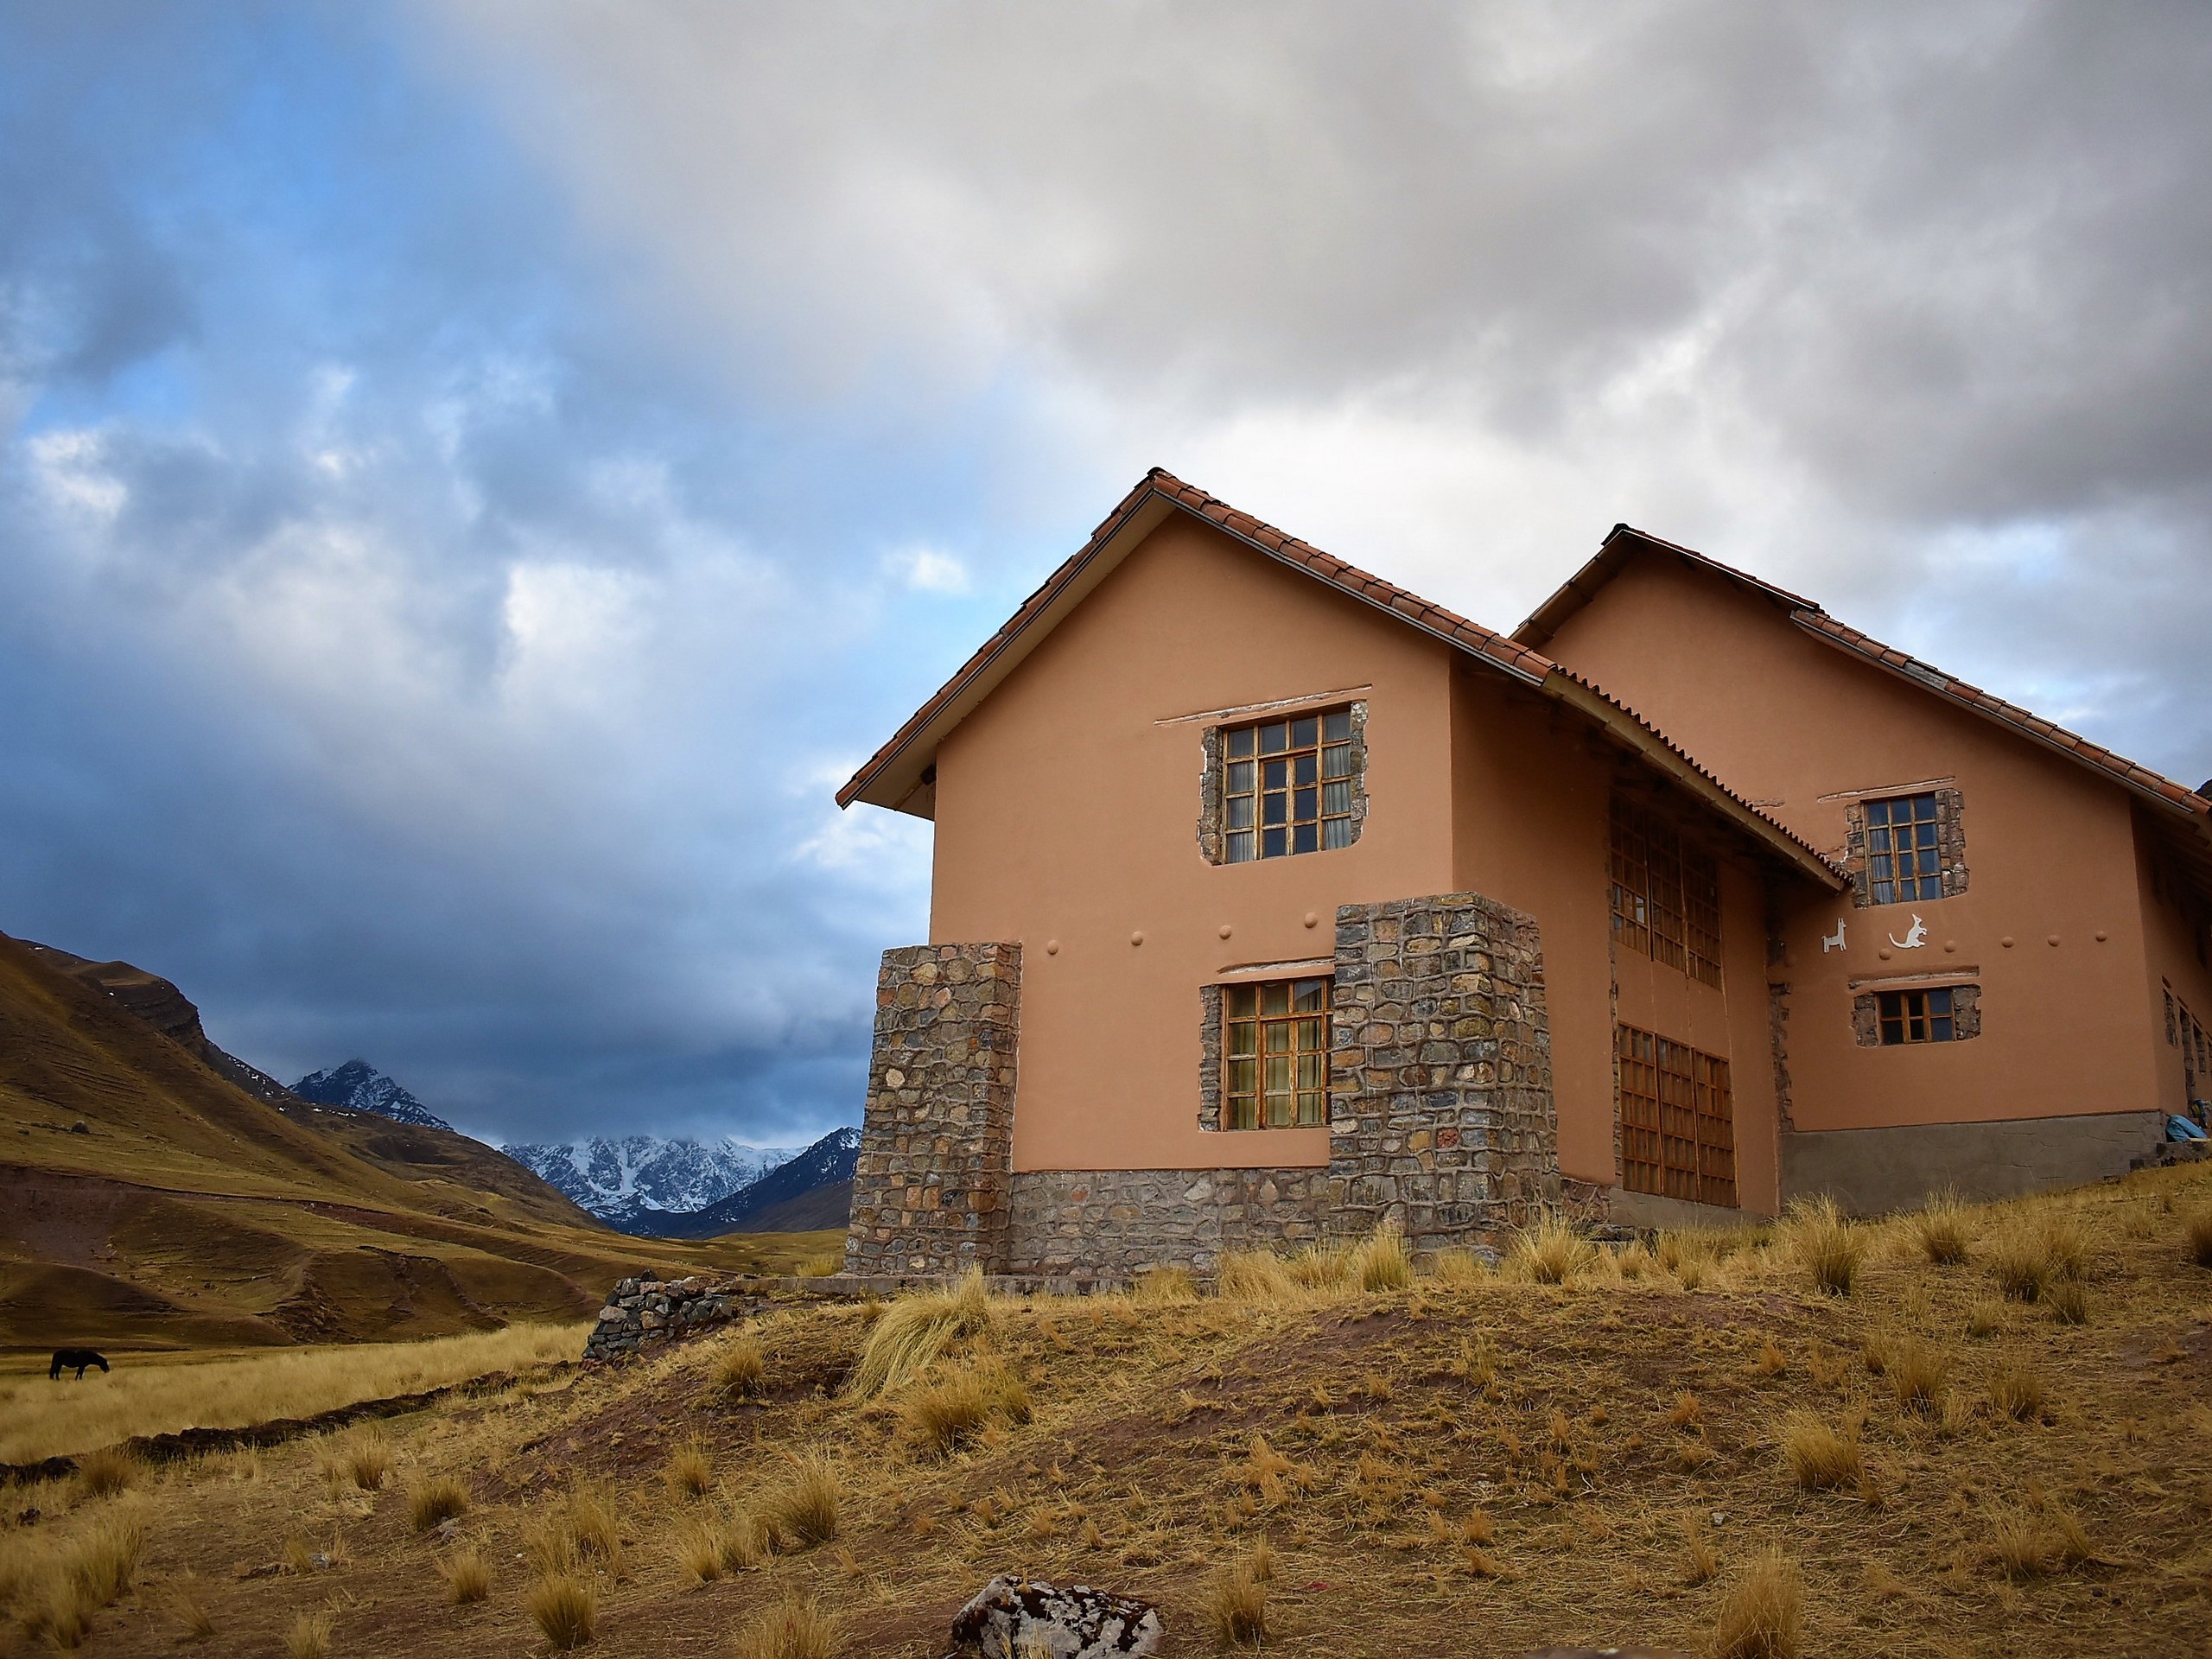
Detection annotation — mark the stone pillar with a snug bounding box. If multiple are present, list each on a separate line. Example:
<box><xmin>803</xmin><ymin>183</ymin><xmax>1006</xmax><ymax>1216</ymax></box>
<box><xmin>843</xmin><ymin>943</ymin><xmax>1021</xmax><ymax>1276</ymax></box>
<box><xmin>1328</xmin><ymin>891</ymin><xmax>1557</xmax><ymax>1255</ymax></box>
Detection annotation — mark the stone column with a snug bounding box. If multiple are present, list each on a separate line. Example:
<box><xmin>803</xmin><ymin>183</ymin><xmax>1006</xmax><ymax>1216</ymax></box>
<box><xmin>843</xmin><ymin>943</ymin><xmax>1021</xmax><ymax>1276</ymax></box>
<box><xmin>1328</xmin><ymin>891</ymin><xmax>1558</xmax><ymax>1255</ymax></box>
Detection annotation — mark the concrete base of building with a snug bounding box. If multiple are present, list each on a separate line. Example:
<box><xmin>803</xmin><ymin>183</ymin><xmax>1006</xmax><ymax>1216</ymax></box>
<box><xmin>1605</xmin><ymin>1187</ymin><xmax>1758</xmax><ymax>1233</ymax></box>
<box><xmin>1781</xmin><ymin>1110</ymin><xmax>2165</xmax><ymax>1216</ymax></box>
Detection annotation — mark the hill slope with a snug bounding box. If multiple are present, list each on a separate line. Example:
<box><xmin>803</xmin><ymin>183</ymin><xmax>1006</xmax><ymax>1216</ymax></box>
<box><xmin>0</xmin><ymin>931</ymin><xmax>836</xmax><ymax>1351</ymax></box>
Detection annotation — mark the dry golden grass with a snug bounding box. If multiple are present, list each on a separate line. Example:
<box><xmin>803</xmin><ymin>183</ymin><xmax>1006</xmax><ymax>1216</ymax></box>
<box><xmin>1778</xmin><ymin>1413</ymin><xmax>1861</xmax><ymax>1491</ymax></box>
<box><xmin>1987</xmin><ymin>1359</ymin><xmax>2047</xmax><ymax>1422</ymax></box>
<box><xmin>1350</xmin><ymin>1225</ymin><xmax>1414</xmax><ymax>1292</ymax></box>
<box><xmin>73</xmin><ymin>1445</ymin><xmax>137</xmax><ymax>1499</ymax></box>
<box><xmin>341</xmin><ymin>1427</ymin><xmax>388</xmax><ymax>1491</ymax></box>
<box><xmin>731</xmin><ymin>1593</ymin><xmax>838</xmax><ymax>1659</ymax></box>
<box><xmin>283</xmin><ymin>1608</ymin><xmax>333</xmax><ymax>1659</ymax></box>
<box><xmin>2045</xmin><ymin>1277</ymin><xmax>2090</xmax><ymax>1325</ymax></box>
<box><xmin>795</xmin><ymin>1250</ymin><xmax>844</xmax><ymax>1277</ymax></box>
<box><xmin>1988</xmin><ymin>1209</ymin><xmax>2092</xmax><ymax>1303</ymax></box>
<box><xmin>847</xmin><ymin>1268</ymin><xmax>993</xmax><ymax>1399</ymax></box>
<box><xmin>672</xmin><ymin>1520</ymin><xmax>724</xmax><ymax>1584</ymax></box>
<box><xmin>712</xmin><ymin>1333</ymin><xmax>767</xmax><ymax>1399</ymax></box>
<box><xmin>405</xmin><ymin>1472</ymin><xmax>469</xmax><ymax>1531</ymax></box>
<box><xmin>0</xmin><ymin>1322</ymin><xmax>584</xmax><ymax>1463</ymax></box>
<box><xmin>759</xmin><ymin>1451</ymin><xmax>842</xmax><ymax>1548</ymax></box>
<box><xmin>437</xmin><ymin>1544</ymin><xmax>490</xmax><ymax>1604</ymax></box>
<box><xmin>165</xmin><ymin>1574</ymin><xmax>217</xmax><ymax>1642</ymax></box>
<box><xmin>1510</xmin><ymin>1214</ymin><xmax>1593</xmax><ymax>1285</ymax></box>
<box><xmin>1134</xmin><ymin>1263</ymin><xmax>1200</xmax><ymax>1302</ymax></box>
<box><xmin>1209</xmin><ymin>1553</ymin><xmax>1268</xmax><ymax>1647</ymax></box>
<box><xmin>899</xmin><ymin>1359</ymin><xmax>1031</xmax><ymax>1459</ymax></box>
<box><xmin>1964</xmin><ymin>1298</ymin><xmax>2005</xmax><ymax>1338</ymax></box>
<box><xmin>527</xmin><ymin>1572</ymin><xmax>597</xmax><ymax>1650</ymax></box>
<box><xmin>664</xmin><ymin>1439</ymin><xmax>713</xmax><ymax>1499</ymax></box>
<box><xmin>1707</xmin><ymin>1548</ymin><xmax>1802</xmax><ymax>1659</ymax></box>
<box><xmin>1911</xmin><ymin>1189</ymin><xmax>1973</xmax><ymax>1264</ymax></box>
<box><xmin>1786</xmin><ymin>1195</ymin><xmax>1865</xmax><ymax>1296</ymax></box>
<box><xmin>1287</xmin><ymin>1242</ymin><xmax>1353</xmax><ymax>1289</ymax></box>
<box><xmin>1678</xmin><ymin>1514</ymin><xmax>1719</xmax><ymax>1586</ymax></box>
<box><xmin>8</xmin><ymin>1501</ymin><xmax>153</xmax><ymax>1649</ymax></box>
<box><xmin>1430</xmin><ymin>1248</ymin><xmax>1491</xmax><ymax>1285</ymax></box>
<box><xmin>1885</xmin><ymin>1337</ymin><xmax>1950</xmax><ymax>1414</ymax></box>
<box><xmin>526</xmin><ymin>1478</ymin><xmax>622</xmax><ymax>1578</ymax></box>
<box><xmin>1217</xmin><ymin>1247</ymin><xmax>1303</xmax><ymax>1301</ymax></box>
<box><xmin>2184</xmin><ymin>1206</ymin><xmax>2212</xmax><ymax>1268</ymax></box>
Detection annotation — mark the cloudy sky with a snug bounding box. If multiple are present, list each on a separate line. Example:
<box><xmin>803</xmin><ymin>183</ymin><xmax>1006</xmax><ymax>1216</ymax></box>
<box><xmin>5</xmin><ymin>2</ymin><xmax>2209</xmax><ymax>1147</ymax></box>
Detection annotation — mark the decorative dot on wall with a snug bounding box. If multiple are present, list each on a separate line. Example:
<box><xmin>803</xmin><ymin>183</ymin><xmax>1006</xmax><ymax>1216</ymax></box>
<box><xmin>2001</xmin><ymin>937</ymin><xmax>2015</xmax><ymax>948</ymax></box>
<box><xmin>1878</xmin><ymin>948</ymin><xmax>1892</xmax><ymax>961</ymax></box>
<box><xmin>2094</xmin><ymin>930</ymin><xmax>2108</xmax><ymax>943</ymax></box>
<box><xmin>1303</xmin><ymin>912</ymin><xmax>1319</xmax><ymax>929</ymax></box>
<box><xmin>1130</xmin><ymin>931</ymin><xmax>1144</xmax><ymax>946</ymax></box>
<box><xmin>1943</xmin><ymin>940</ymin><xmax>1957</xmax><ymax>952</ymax></box>
<box><xmin>2046</xmin><ymin>934</ymin><xmax>2061</xmax><ymax>947</ymax></box>
<box><xmin>1045</xmin><ymin>939</ymin><xmax>1059</xmax><ymax>956</ymax></box>
<box><xmin>1218</xmin><ymin>924</ymin><xmax>1233</xmax><ymax>939</ymax></box>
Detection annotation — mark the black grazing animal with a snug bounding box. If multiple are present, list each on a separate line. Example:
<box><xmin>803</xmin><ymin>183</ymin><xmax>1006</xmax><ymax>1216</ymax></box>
<box><xmin>49</xmin><ymin>1349</ymin><xmax>110</xmax><ymax>1380</ymax></box>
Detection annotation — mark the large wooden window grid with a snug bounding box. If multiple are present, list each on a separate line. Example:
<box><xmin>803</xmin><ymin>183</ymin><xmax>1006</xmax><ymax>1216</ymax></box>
<box><xmin>1616</xmin><ymin>1025</ymin><xmax>1735</xmax><ymax>1207</ymax></box>
<box><xmin>1224</xmin><ymin>710</ymin><xmax>1357</xmax><ymax>862</ymax></box>
<box><xmin>1866</xmin><ymin>791</ymin><xmax>1942</xmax><ymax>905</ymax></box>
<box><xmin>1878</xmin><ymin>987</ymin><xmax>1955</xmax><ymax>1045</ymax></box>
<box><xmin>1224</xmin><ymin>978</ymin><xmax>1332</xmax><ymax>1128</ymax></box>
<box><xmin>1609</xmin><ymin>801</ymin><xmax>1723</xmax><ymax>988</ymax></box>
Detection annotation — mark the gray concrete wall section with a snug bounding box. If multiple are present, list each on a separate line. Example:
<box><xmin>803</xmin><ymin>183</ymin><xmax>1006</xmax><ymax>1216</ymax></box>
<box><xmin>1606</xmin><ymin>1188</ymin><xmax>1751</xmax><ymax>1233</ymax></box>
<box><xmin>843</xmin><ymin>943</ymin><xmax>1022</xmax><ymax>1276</ymax></box>
<box><xmin>1327</xmin><ymin>890</ymin><xmax>1560</xmax><ymax>1256</ymax></box>
<box><xmin>1781</xmin><ymin>1110</ymin><xmax>2165</xmax><ymax>1214</ymax></box>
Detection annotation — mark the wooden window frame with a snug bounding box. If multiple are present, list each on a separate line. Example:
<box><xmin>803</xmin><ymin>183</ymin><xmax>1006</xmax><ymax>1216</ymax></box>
<box><xmin>1222</xmin><ymin>976</ymin><xmax>1332</xmax><ymax>1129</ymax></box>
<box><xmin>1877</xmin><ymin>986</ymin><xmax>1956</xmax><ymax>1045</ymax></box>
<box><xmin>1616</xmin><ymin>1024</ymin><xmax>1735</xmax><ymax>1208</ymax></box>
<box><xmin>1609</xmin><ymin>798</ymin><xmax>1722</xmax><ymax>988</ymax></box>
<box><xmin>1221</xmin><ymin>709</ymin><xmax>1358</xmax><ymax>864</ymax></box>
<box><xmin>1865</xmin><ymin>791</ymin><xmax>1944</xmax><ymax>906</ymax></box>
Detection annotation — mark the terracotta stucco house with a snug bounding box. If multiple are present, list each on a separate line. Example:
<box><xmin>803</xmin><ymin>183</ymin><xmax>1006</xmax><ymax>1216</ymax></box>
<box><xmin>836</xmin><ymin>471</ymin><xmax>2212</xmax><ymax>1278</ymax></box>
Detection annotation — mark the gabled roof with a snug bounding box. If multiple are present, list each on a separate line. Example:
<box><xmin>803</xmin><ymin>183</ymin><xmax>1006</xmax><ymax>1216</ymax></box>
<box><xmin>1514</xmin><ymin>524</ymin><xmax>2212</xmax><ymax>898</ymax></box>
<box><xmin>838</xmin><ymin>469</ymin><xmax>1844</xmax><ymax>891</ymax></box>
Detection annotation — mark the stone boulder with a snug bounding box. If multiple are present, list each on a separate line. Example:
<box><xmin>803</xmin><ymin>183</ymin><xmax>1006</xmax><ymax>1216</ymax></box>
<box><xmin>946</xmin><ymin>1576</ymin><xmax>1161</xmax><ymax>1658</ymax></box>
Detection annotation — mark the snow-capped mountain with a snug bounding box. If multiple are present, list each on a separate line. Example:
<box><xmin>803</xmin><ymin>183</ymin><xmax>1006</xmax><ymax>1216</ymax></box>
<box><xmin>501</xmin><ymin>1135</ymin><xmax>799</xmax><ymax>1230</ymax></box>
<box><xmin>292</xmin><ymin>1058</ymin><xmax>452</xmax><ymax>1130</ymax></box>
<box><xmin>651</xmin><ymin>1126</ymin><xmax>861</xmax><ymax>1237</ymax></box>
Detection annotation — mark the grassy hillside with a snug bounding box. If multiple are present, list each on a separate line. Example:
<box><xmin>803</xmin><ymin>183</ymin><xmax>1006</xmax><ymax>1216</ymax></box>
<box><xmin>0</xmin><ymin>931</ymin><xmax>837</xmax><ymax>1352</ymax></box>
<box><xmin>3</xmin><ymin>1166</ymin><xmax>2208</xmax><ymax>1656</ymax></box>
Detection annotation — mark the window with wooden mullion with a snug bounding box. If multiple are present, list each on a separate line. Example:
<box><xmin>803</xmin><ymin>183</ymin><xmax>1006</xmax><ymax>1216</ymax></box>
<box><xmin>1877</xmin><ymin>987</ymin><xmax>1955</xmax><ymax>1045</ymax></box>
<box><xmin>1616</xmin><ymin>1023</ymin><xmax>1736</xmax><ymax>1208</ymax></box>
<box><xmin>1867</xmin><ymin>791</ymin><xmax>1942</xmax><ymax>905</ymax></box>
<box><xmin>1224</xmin><ymin>710</ymin><xmax>1356</xmax><ymax>862</ymax></box>
<box><xmin>1611</xmin><ymin>799</ymin><xmax>1707</xmax><ymax>982</ymax></box>
<box><xmin>1224</xmin><ymin>977</ymin><xmax>1332</xmax><ymax>1128</ymax></box>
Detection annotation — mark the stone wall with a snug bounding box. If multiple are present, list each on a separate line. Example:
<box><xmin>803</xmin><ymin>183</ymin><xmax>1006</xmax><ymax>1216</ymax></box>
<box><xmin>1006</xmin><ymin>1166</ymin><xmax>1328</xmax><ymax>1276</ymax></box>
<box><xmin>582</xmin><ymin>1274</ymin><xmax>772</xmax><ymax>1363</ymax></box>
<box><xmin>1325</xmin><ymin>890</ymin><xmax>1559</xmax><ymax>1255</ymax></box>
<box><xmin>843</xmin><ymin>943</ymin><xmax>1022</xmax><ymax>1276</ymax></box>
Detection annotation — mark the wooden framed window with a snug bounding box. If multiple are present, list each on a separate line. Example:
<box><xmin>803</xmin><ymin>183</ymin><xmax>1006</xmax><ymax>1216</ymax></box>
<box><xmin>1866</xmin><ymin>791</ymin><xmax>1942</xmax><ymax>905</ymax></box>
<box><xmin>1609</xmin><ymin>798</ymin><xmax>1722</xmax><ymax>988</ymax></box>
<box><xmin>1224</xmin><ymin>977</ymin><xmax>1331</xmax><ymax>1128</ymax></box>
<box><xmin>1223</xmin><ymin>709</ymin><xmax>1357</xmax><ymax>862</ymax></box>
<box><xmin>1877</xmin><ymin>987</ymin><xmax>1955</xmax><ymax>1045</ymax></box>
<box><xmin>1616</xmin><ymin>1024</ymin><xmax>1735</xmax><ymax>1207</ymax></box>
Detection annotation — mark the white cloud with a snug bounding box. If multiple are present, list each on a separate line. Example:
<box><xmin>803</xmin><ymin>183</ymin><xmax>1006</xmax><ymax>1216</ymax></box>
<box><xmin>884</xmin><ymin>543</ymin><xmax>970</xmax><ymax>594</ymax></box>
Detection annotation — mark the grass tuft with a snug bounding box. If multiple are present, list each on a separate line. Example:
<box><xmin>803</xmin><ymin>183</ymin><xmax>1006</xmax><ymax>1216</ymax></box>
<box><xmin>1913</xmin><ymin>1188</ymin><xmax>1974</xmax><ymax>1264</ymax></box>
<box><xmin>340</xmin><ymin>1427</ymin><xmax>391</xmax><ymax>1492</ymax></box>
<box><xmin>899</xmin><ymin>1359</ymin><xmax>1030</xmax><ymax>1459</ymax></box>
<box><xmin>665</xmin><ymin>1440</ymin><xmax>713</xmax><ymax>1500</ymax></box>
<box><xmin>73</xmin><ymin>1445</ymin><xmax>138</xmax><ymax>1500</ymax></box>
<box><xmin>848</xmin><ymin>1269</ymin><xmax>993</xmax><ymax>1399</ymax></box>
<box><xmin>760</xmin><ymin>1451</ymin><xmax>842</xmax><ymax>1549</ymax></box>
<box><xmin>527</xmin><ymin>1573</ymin><xmax>598</xmax><ymax>1650</ymax></box>
<box><xmin>1133</xmin><ymin>1264</ymin><xmax>1198</xmax><ymax>1303</ymax></box>
<box><xmin>283</xmin><ymin>1610</ymin><xmax>333</xmax><ymax>1659</ymax></box>
<box><xmin>1209</xmin><ymin>1554</ymin><xmax>1268</xmax><ymax>1647</ymax></box>
<box><xmin>2184</xmin><ymin>1207</ymin><xmax>2212</xmax><ymax>1268</ymax></box>
<box><xmin>732</xmin><ymin>1594</ymin><xmax>838</xmax><ymax>1659</ymax></box>
<box><xmin>438</xmin><ymin>1545</ymin><xmax>491</xmax><ymax>1604</ymax></box>
<box><xmin>407</xmin><ymin>1473</ymin><xmax>470</xmax><ymax>1533</ymax></box>
<box><xmin>1217</xmin><ymin>1249</ymin><xmax>1301</xmax><ymax>1301</ymax></box>
<box><xmin>1511</xmin><ymin>1214</ymin><xmax>1593</xmax><ymax>1285</ymax></box>
<box><xmin>1350</xmin><ymin>1225</ymin><xmax>1414</xmax><ymax>1293</ymax></box>
<box><xmin>2045</xmin><ymin>1278</ymin><xmax>2090</xmax><ymax>1325</ymax></box>
<box><xmin>1708</xmin><ymin>1547</ymin><xmax>1802</xmax><ymax>1659</ymax></box>
<box><xmin>1887</xmin><ymin>1338</ymin><xmax>1950</xmax><ymax>1414</ymax></box>
<box><xmin>1779</xmin><ymin>1413</ymin><xmax>1861</xmax><ymax>1490</ymax></box>
<box><xmin>1988</xmin><ymin>1360</ymin><xmax>2046</xmax><ymax>1421</ymax></box>
<box><xmin>1787</xmin><ymin>1195</ymin><xmax>1865</xmax><ymax>1296</ymax></box>
<box><xmin>714</xmin><ymin>1335</ymin><xmax>767</xmax><ymax>1400</ymax></box>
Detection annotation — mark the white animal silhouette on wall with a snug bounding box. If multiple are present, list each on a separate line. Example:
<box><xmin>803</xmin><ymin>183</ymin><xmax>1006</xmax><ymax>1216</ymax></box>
<box><xmin>1888</xmin><ymin>914</ymin><xmax>1929</xmax><ymax>950</ymax></box>
<box><xmin>1821</xmin><ymin>920</ymin><xmax>1847</xmax><ymax>953</ymax></box>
